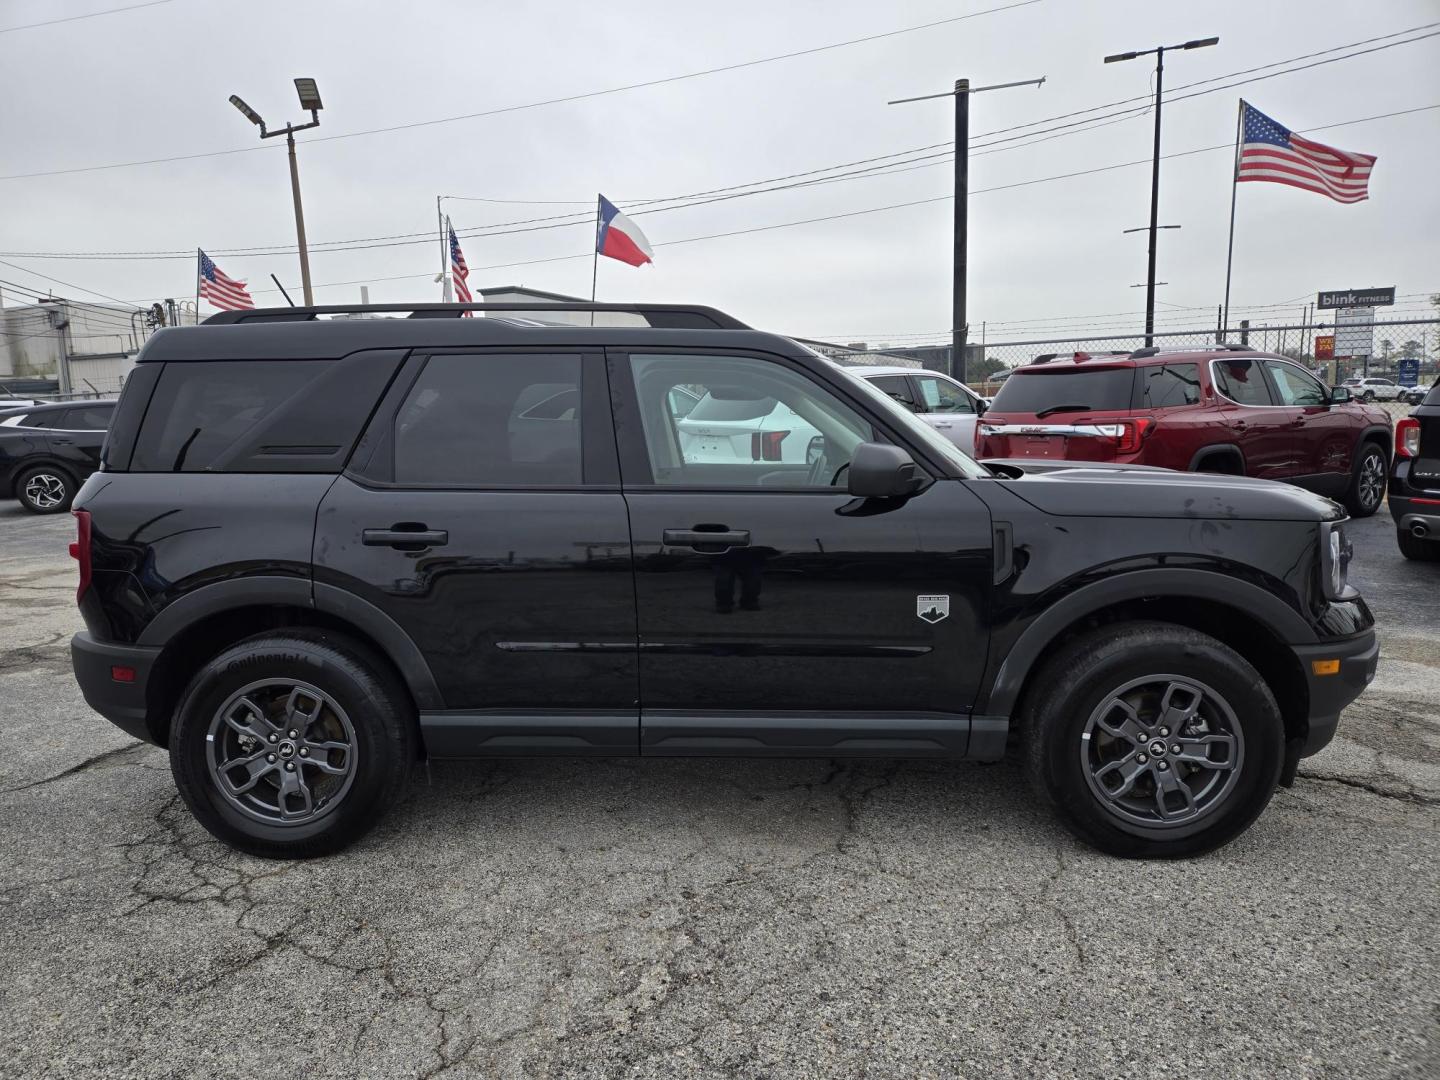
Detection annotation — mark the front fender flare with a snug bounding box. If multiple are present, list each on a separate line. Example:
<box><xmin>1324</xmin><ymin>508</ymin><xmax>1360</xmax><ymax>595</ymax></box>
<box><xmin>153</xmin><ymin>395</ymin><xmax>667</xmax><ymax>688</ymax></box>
<box><xmin>980</xmin><ymin>567</ymin><xmax>1316</xmax><ymax>718</ymax></box>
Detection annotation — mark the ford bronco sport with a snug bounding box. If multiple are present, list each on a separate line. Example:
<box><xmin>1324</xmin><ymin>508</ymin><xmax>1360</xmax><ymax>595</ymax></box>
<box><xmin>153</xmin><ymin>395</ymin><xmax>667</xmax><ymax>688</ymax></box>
<box><xmin>69</xmin><ymin>303</ymin><xmax>1378</xmax><ymax>859</ymax></box>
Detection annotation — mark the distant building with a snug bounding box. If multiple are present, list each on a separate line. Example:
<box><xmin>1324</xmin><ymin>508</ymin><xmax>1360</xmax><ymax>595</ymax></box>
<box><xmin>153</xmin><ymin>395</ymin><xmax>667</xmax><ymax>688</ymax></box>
<box><xmin>0</xmin><ymin>299</ymin><xmax>140</xmax><ymax>396</ymax></box>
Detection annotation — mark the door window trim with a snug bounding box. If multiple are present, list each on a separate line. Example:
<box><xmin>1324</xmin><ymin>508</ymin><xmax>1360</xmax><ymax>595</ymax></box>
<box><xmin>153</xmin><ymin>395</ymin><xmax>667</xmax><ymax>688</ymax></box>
<box><xmin>1208</xmin><ymin>358</ymin><xmax>1280</xmax><ymax>408</ymax></box>
<box><xmin>346</xmin><ymin>347</ymin><xmax>619</xmax><ymax>491</ymax></box>
<box><xmin>606</xmin><ymin>346</ymin><xmax>943</xmax><ymax>493</ymax></box>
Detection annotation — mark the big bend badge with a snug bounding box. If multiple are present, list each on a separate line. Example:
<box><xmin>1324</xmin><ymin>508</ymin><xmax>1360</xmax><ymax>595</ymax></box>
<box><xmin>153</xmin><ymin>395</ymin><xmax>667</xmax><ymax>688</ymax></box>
<box><xmin>916</xmin><ymin>594</ymin><xmax>950</xmax><ymax>624</ymax></box>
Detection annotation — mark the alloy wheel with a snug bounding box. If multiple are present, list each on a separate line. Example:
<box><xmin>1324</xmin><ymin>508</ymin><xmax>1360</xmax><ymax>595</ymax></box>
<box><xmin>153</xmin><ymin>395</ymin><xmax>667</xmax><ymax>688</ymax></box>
<box><xmin>206</xmin><ymin>679</ymin><xmax>359</xmax><ymax>826</ymax></box>
<box><xmin>23</xmin><ymin>473</ymin><xmax>66</xmax><ymax>510</ymax></box>
<box><xmin>1080</xmin><ymin>675</ymin><xmax>1245</xmax><ymax>829</ymax></box>
<box><xmin>1357</xmin><ymin>451</ymin><xmax>1386</xmax><ymax>512</ymax></box>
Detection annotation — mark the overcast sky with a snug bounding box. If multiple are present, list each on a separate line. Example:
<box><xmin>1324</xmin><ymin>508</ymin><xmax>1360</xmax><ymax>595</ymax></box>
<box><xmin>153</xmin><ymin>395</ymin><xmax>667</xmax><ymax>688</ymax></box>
<box><xmin>1</xmin><ymin>0</ymin><xmax>1436</xmax><ymax>344</ymax></box>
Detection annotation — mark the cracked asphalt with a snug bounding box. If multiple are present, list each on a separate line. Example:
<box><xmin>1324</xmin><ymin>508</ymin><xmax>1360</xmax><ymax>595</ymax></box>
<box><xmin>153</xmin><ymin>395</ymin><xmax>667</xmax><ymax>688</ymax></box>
<box><xmin>0</xmin><ymin>501</ymin><xmax>1436</xmax><ymax>1079</ymax></box>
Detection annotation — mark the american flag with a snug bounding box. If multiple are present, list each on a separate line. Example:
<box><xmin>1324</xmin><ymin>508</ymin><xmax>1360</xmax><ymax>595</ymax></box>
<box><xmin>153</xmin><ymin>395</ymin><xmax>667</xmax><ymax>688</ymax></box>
<box><xmin>197</xmin><ymin>249</ymin><xmax>254</xmax><ymax>310</ymax></box>
<box><xmin>447</xmin><ymin>219</ymin><xmax>473</xmax><ymax>314</ymax></box>
<box><xmin>1236</xmin><ymin>101</ymin><xmax>1375</xmax><ymax>204</ymax></box>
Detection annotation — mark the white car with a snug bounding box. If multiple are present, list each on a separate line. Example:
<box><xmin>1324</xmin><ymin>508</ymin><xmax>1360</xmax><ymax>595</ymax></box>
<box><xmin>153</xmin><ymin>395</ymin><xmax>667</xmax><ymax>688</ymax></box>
<box><xmin>671</xmin><ymin>367</ymin><xmax>987</xmax><ymax>467</ymax></box>
<box><xmin>845</xmin><ymin>365</ymin><xmax>987</xmax><ymax>451</ymax></box>
<box><xmin>1342</xmin><ymin>377</ymin><xmax>1404</xmax><ymax>402</ymax></box>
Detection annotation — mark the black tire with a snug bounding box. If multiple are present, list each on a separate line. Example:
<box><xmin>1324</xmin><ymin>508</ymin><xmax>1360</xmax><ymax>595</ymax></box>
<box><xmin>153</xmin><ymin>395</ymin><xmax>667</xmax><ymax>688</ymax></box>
<box><xmin>1397</xmin><ymin>528</ymin><xmax>1440</xmax><ymax>561</ymax></box>
<box><xmin>15</xmin><ymin>465</ymin><xmax>75</xmax><ymax>514</ymax></box>
<box><xmin>1362</xmin><ymin>390</ymin><xmax>1375</xmax><ymax>402</ymax></box>
<box><xmin>170</xmin><ymin>630</ymin><xmax>415</xmax><ymax>858</ymax></box>
<box><xmin>1342</xmin><ymin>442</ymin><xmax>1387</xmax><ymax>517</ymax></box>
<box><xmin>1023</xmin><ymin>621</ymin><xmax>1284</xmax><ymax>858</ymax></box>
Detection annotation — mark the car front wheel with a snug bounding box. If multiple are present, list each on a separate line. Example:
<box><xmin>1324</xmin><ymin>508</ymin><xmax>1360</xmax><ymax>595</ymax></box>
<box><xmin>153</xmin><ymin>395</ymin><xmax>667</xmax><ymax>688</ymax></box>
<box><xmin>1024</xmin><ymin>621</ymin><xmax>1284</xmax><ymax>858</ymax></box>
<box><xmin>16</xmin><ymin>466</ymin><xmax>75</xmax><ymax>514</ymax></box>
<box><xmin>1343</xmin><ymin>443</ymin><xmax>1387</xmax><ymax>517</ymax></box>
<box><xmin>170</xmin><ymin>630</ymin><xmax>415</xmax><ymax>858</ymax></box>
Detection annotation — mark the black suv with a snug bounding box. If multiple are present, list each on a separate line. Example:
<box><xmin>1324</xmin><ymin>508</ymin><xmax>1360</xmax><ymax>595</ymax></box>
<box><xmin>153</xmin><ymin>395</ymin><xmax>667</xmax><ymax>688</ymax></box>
<box><xmin>69</xmin><ymin>303</ymin><xmax>1378</xmax><ymax>859</ymax></box>
<box><xmin>1</xmin><ymin>399</ymin><xmax>115</xmax><ymax>513</ymax></box>
<box><xmin>1391</xmin><ymin>379</ymin><xmax>1440</xmax><ymax>559</ymax></box>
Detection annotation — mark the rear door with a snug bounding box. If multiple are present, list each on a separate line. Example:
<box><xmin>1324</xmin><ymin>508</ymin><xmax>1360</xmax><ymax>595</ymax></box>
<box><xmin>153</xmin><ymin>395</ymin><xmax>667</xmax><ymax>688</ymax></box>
<box><xmin>1210</xmin><ymin>358</ymin><xmax>1297</xmax><ymax>479</ymax></box>
<box><xmin>913</xmin><ymin>373</ymin><xmax>979</xmax><ymax>450</ymax></box>
<box><xmin>314</xmin><ymin>349</ymin><xmax>639</xmax><ymax>755</ymax></box>
<box><xmin>611</xmin><ymin>348</ymin><xmax>994</xmax><ymax>756</ymax></box>
<box><xmin>45</xmin><ymin>404</ymin><xmax>112</xmax><ymax>477</ymax></box>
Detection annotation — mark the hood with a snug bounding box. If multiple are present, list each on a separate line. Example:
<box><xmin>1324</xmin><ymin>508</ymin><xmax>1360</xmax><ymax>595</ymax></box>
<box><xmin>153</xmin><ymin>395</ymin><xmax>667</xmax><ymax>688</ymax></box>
<box><xmin>980</xmin><ymin>458</ymin><xmax>1344</xmax><ymax>522</ymax></box>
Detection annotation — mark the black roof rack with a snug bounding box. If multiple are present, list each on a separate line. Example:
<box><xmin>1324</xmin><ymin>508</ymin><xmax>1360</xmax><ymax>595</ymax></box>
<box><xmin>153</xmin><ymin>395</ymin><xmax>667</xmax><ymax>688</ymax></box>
<box><xmin>203</xmin><ymin>302</ymin><xmax>750</xmax><ymax>330</ymax></box>
<box><xmin>1128</xmin><ymin>342</ymin><xmax>1256</xmax><ymax>358</ymax></box>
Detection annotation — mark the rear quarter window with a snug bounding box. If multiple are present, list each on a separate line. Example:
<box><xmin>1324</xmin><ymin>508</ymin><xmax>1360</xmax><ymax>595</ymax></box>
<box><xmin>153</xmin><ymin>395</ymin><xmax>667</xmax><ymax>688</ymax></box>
<box><xmin>129</xmin><ymin>352</ymin><xmax>404</xmax><ymax>472</ymax></box>
<box><xmin>989</xmin><ymin>367</ymin><xmax>1137</xmax><ymax>413</ymax></box>
<box><xmin>1141</xmin><ymin>363</ymin><xmax>1201</xmax><ymax>408</ymax></box>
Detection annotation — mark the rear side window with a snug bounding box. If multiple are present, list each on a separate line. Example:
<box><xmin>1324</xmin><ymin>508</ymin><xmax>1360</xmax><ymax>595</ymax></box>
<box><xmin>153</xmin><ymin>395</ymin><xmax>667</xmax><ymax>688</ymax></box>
<box><xmin>869</xmin><ymin>375</ymin><xmax>916</xmax><ymax>408</ymax></box>
<box><xmin>130</xmin><ymin>353</ymin><xmax>403</xmax><ymax>472</ymax></box>
<box><xmin>1141</xmin><ymin>363</ymin><xmax>1200</xmax><ymax>408</ymax></box>
<box><xmin>990</xmin><ymin>368</ymin><xmax>1136</xmax><ymax>413</ymax></box>
<box><xmin>17</xmin><ymin>412</ymin><xmax>52</xmax><ymax>428</ymax></box>
<box><xmin>394</xmin><ymin>353</ymin><xmax>583</xmax><ymax>486</ymax></box>
<box><xmin>685</xmin><ymin>394</ymin><xmax>777</xmax><ymax>422</ymax></box>
<box><xmin>62</xmin><ymin>405</ymin><xmax>114</xmax><ymax>430</ymax></box>
<box><xmin>1212</xmin><ymin>359</ymin><xmax>1274</xmax><ymax>407</ymax></box>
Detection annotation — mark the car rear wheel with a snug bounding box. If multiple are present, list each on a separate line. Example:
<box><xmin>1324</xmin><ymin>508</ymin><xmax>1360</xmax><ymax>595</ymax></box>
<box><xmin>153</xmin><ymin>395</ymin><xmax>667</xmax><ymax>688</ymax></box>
<box><xmin>1023</xmin><ymin>621</ymin><xmax>1284</xmax><ymax>858</ymax></box>
<box><xmin>1397</xmin><ymin>529</ymin><xmax>1440</xmax><ymax>561</ymax></box>
<box><xmin>1342</xmin><ymin>443</ymin><xmax>1387</xmax><ymax>517</ymax></box>
<box><xmin>15</xmin><ymin>466</ymin><xmax>75</xmax><ymax>514</ymax></box>
<box><xmin>1361</xmin><ymin>390</ymin><xmax>1375</xmax><ymax>402</ymax></box>
<box><xmin>170</xmin><ymin>630</ymin><xmax>415</xmax><ymax>858</ymax></box>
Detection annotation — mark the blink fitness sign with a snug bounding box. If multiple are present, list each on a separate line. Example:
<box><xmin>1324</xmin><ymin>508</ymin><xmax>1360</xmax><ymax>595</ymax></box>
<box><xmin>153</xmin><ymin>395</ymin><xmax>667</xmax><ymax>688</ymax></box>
<box><xmin>1316</xmin><ymin>287</ymin><xmax>1395</xmax><ymax>309</ymax></box>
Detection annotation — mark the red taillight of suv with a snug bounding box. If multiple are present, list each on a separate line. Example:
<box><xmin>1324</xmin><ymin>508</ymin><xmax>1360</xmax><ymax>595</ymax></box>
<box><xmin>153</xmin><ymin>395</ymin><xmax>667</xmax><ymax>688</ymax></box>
<box><xmin>1083</xmin><ymin>417</ymin><xmax>1155</xmax><ymax>454</ymax></box>
<box><xmin>1396</xmin><ymin>417</ymin><xmax>1421</xmax><ymax>458</ymax></box>
<box><xmin>751</xmin><ymin>430</ymin><xmax>790</xmax><ymax>461</ymax></box>
<box><xmin>69</xmin><ymin>509</ymin><xmax>92</xmax><ymax>602</ymax></box>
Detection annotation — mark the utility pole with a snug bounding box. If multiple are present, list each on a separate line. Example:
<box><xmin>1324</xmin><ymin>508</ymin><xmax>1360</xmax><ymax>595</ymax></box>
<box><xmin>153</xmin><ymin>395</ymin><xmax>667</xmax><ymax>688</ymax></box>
<box><xmin>1104</xmin><ymin>37</ymin><xmax>1217</xmax><ymax>347</ymax></box>
<box><xmin>229</xmin><ymin>78</ymin><xmax>325</xmax><ymax>305</ymax></box>
<box><xmin>889</xmin><ymin>76</ymin><xmax>1045</xmax><ymax>383</ymax></box>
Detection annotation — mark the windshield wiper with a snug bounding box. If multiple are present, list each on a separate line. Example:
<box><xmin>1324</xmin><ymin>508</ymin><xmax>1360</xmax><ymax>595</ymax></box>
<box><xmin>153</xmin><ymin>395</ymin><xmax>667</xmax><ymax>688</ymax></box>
<box><xmin>1034</xmin><ymin>403</ymin><xmax>1092</xmax><ymax>418</ymax></box>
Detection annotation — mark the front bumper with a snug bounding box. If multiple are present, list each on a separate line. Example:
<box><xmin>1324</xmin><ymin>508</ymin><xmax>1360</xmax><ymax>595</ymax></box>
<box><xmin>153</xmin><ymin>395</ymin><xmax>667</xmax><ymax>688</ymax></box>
<box><xmin>1290</xmin><ymin>630</ymin><xmax>1379</xmax><ymax>758</ymax></box>
<box><xmin>71</xmin><ymin>631</ymin><xmax>161</xmax><ymax>745</ymax></box>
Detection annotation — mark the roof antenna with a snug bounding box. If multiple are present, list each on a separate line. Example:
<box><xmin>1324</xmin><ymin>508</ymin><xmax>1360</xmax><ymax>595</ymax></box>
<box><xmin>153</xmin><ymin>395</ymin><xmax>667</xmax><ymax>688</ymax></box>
<box><xmin>269</xmin><ymin>275</ymin><xmax>296</xmax><ymax>307</ymax></box>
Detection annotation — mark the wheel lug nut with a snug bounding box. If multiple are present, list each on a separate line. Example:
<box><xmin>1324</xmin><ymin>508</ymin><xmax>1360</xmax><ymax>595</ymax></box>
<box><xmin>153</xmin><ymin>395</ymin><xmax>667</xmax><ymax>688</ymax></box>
<box><xmin>266</xmin><ymin>753</ymin><xmax>277</xmax><ymax>763</ymax></box>
<box><xmin>1137</xmin><ymin>753</ymin><xmax>1148</xmax><ymax>763</ymax></box>
<box><xmin>268</xmin><ymin>734</ymin><xmax>278</xmax><ymax>743</ymax></box>
<box><xmin>1158</xmin><ymin>761</ymin><xmax>1169</xmax><ymax>771</ymax></box>
<box><xmin>1159</xmin><ymin>727</ymin><xmax>1170</xmax><ymax>737</ymax></box>
<box><xmin>284</xmin><ymin>762</ymin><xmax>295</xmax><ymax>772</ymax></box>
<box><xmin>288</xmin><ymin>729</ymin><xmax>298</xmax><ymax>739</ymax></box>
<box><xmin>299</xmin><ymin>747</ymin><xmax>309</xmax><ymax>757</ymax></box>
<box><xmin>1137</xmin><ymin>733</ymin><xmax>1148</xmax><ymax>743</ymax></box>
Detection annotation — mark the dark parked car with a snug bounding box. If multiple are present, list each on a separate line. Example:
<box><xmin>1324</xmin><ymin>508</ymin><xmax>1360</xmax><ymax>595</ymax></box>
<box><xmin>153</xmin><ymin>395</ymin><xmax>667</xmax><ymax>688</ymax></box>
<box><xmin>0</xmin><ymin>399</ymin><xmax>115</xmax><ymax>513</ymax></box>
<box><xmin>975</xmin><ymin>348</ymin><xmax>1393</xmax><ymax>517</ymax></box>
<box><xmin>1390</xmin><ymin>380</ymin><xmax>1440</xmax><ymax>560</ymax></box>
<box><xmin>69</xmin><ymin>304</ymin><xmax>1376</xmax><ymax>860</ymax></box>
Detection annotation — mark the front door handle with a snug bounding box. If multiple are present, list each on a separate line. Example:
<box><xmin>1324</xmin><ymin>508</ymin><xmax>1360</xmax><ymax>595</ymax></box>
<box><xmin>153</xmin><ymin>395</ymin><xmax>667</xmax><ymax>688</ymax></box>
<box><xmin>662</xmin><ymin>528</ymin><xmax>750</xmax><ymax>550</ymax></box>
<box><xmin>362</xmin><ymin>525</ymin><xmax>449</xmax><ymax>549</ymax></box>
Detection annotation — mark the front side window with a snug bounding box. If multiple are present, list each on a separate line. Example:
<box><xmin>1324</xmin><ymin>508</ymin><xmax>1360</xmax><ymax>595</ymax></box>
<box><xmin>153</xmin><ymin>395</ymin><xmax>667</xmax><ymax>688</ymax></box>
<box><xmin>916</xmin><ymin>375</ymin><xmax>974</xmax><ymax>414</ymax></box>
<box><xmin>1142</xmin><ymin>363</ymin><xmax>1201</xmax><ymax>408</ymax></box>
<box><xmin>1264</xmin><ymin>361</ymin><xmax>1327</xmax><ymax>407</ymax></box>
<box><xmin>394</xmin><ymin>353</ymin><xmax>583</xmax><ymax>486</ymax></box>
<box><xmin>627</xmin><ymin>353</ymin><xmax>874</xmax><ymax>488</ymax></box>
<box><xmin>1212</xmin><ymin>359</ymin><xmax>1274</xmax><ymax>407</ymax></box>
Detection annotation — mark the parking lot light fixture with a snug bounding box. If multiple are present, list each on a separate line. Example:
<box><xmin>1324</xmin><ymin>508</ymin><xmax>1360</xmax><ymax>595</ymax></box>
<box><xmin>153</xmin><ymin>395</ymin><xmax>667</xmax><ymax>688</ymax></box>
<box><xmin>228</xmin><ymin>94</ymin><xmax>265</xmax><ymax>130</ymax></box>
<box><xmin>294</xmin><ymin>78</ymin><xmax>323</xmax><ymax>113</ymax></box>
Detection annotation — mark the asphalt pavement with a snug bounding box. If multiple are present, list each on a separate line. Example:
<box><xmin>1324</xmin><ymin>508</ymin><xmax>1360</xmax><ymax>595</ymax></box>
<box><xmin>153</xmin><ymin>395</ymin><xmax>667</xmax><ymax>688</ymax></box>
<box><xmin>0</xmin><ymin>500</ymin><xmax>1436</xmax><ymax>1079</ymax></box>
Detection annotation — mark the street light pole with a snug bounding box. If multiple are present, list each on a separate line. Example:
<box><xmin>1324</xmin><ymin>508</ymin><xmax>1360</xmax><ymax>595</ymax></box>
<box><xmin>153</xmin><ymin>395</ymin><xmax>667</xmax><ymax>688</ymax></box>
<box><xmin>1104</xmin><ymin>37</ymin><xmax>1217</xmax><ymax>347</ymax></box>
<box><xmin>229</xmin><ymin>78</ymin><xmax>324</xmax><ymax>306</ymax></box>
<box><xmin>889</xmin><ymin>75</ymin><xmax>1045</xmax><ymax>383</ymax></box>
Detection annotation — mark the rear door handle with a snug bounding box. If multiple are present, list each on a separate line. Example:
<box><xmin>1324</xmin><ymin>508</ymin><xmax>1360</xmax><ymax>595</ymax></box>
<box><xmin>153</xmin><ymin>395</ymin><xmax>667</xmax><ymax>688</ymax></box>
<box><xmin>662</xmin><ymin>528</ymin><xmax>750</xmax><ymax>550</ymax></box>
<box><xmin>51</xmin><ymin>438</ymin><xmax>73</xmax><ymax>445</ymax></box>
<box><xmin>362</xmin><ymin>525</ymin><xmax>449</xmax><ymax>548</ymax></box>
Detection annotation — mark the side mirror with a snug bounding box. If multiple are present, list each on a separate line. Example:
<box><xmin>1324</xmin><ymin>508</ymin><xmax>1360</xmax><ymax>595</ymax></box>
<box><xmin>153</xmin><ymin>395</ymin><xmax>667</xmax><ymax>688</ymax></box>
<box><xmin>847</xmin><ymin>442</ymin><xmax>926</xmax><ymax>498</ymax></box>
<box><xmin>1329</xmin><ymin>386</ymin><xmax>1352</xmax><ymax>404</ymax></box>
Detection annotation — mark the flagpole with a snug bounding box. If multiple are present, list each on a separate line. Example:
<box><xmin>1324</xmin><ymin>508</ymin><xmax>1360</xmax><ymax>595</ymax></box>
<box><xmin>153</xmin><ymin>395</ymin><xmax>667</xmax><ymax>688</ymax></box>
<box><xmin>194</xmin><ymin>249</ymin><xmax>202</xmax><ymax>324</ymax></box>
<box><xmin>590</xmin><ymin>195</ymin><xmax>601</xmax><ymax>326</ymax></box>
<box><xmin>1221</xmin><ymin>100</ymin><xmax>1244</xmax><ymax>340</ymax></box>
<box><xmin>439</xmin><ymin>202</ymin><xmax>453</xmax><ymax>303</ymax></box>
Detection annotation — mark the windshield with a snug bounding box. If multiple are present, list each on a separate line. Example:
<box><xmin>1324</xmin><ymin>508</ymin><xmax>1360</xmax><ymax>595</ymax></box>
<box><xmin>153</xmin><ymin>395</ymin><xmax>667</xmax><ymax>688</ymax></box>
<box><xmin>826</xmin><ymin>362</ymin><xmax>990</xmax><ymax>478</ymax></box>
<box><xmin>990</xmin><ymin>367</ymin><xmax>1137</xmax><ymax>413</ymax></box>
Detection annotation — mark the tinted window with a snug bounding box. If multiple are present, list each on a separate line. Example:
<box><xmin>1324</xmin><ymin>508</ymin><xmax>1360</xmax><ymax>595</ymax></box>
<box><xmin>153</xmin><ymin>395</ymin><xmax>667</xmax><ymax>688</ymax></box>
<box><xmin>132</xmin><ymin>356</ymin><xmax>400</xmax><ymax>472</ymax></box>
<box><xmin>395</xmin><ymin>353</ymin><xmax>582</xmax><ymax>486</ymax></box>
<box><xmin>869</xmin><ymin>375</ymin><xmax>916</xmax><ymax>408</ymax></box>
<box><xmin>916</xmin><ymin>375</ymin><xmax>974</xmax><ymax>414</ymax></box>
<box><xmin>17</xmin><ymin>412</ymin><xmax>53</xmax><ymax>428</ymax></box>
<box><xmin>990</xmin><ymin>368</ymin><xmax>1136</xmax><ymax>413</ymax></box>
<box><xmin>64</xmin><ymin>405</ymin><xmax>114</xmax><ymax>430</ymax></box>
<box><xmin>1213</xmin><ymin>359</ymin><xmax>1274</xmax><ymax>406</ymax></box>
<box><xmin>628</xmin><ymin>353</ymin><xmax>873</xmax><ymax>488</ymax></box>
<box><xmin>1264</xmin><ymin>362</ymin><xmax>1327</xmax><ymax>407</ymax></box>
<box><xmin>1142</xmin><ymin>363</ymin><xmax>1201</xmax><ymax>408</ymax></box>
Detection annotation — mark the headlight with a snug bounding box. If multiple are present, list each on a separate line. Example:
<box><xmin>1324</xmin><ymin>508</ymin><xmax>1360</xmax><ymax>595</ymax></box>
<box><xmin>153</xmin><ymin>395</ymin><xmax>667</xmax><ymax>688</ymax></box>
<box><xmin>1320</xmin><ymin>521</ymin><xmax>1355</xmax><ymax>601</ymax></box>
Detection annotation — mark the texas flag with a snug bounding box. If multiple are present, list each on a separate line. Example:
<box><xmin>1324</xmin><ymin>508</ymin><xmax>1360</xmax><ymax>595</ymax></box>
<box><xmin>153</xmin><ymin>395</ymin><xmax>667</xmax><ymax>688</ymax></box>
<box><xmin>595</xmin><ymin>194</ymin><xmax>654</xmax><ymax>267</ymax></box>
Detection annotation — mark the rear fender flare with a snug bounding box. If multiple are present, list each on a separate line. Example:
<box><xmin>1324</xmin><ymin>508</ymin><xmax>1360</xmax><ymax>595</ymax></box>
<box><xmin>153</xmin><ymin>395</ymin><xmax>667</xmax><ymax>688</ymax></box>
<box><xmin>1187</xmin><ymin>444</ymin><xmax>1246</xmax><ymax>474</ymax></box>
<box><xmin>981</xmin><ymin>567</ymin><xmax>1316</xmax><ymax>718</ymax></box>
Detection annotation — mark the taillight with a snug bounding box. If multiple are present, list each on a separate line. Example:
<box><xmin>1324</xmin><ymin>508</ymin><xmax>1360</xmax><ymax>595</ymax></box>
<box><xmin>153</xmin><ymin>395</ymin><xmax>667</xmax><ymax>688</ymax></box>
<box><xmin>750</xmin><ymin>430</ymin><xmax>790</xmax><ymax>461</ymax></box>
<box><xmin>1396</xmin><ymin>417</ymin><xmax>1420</xmax><ymax>458</ymax></box>
<box><xmin>1115</xmin><ymin>417</ymin><xmax>1155</xmax><ymax>454</ymax></box>
<box><xmin>69</xmin><ymin>509</ymin><xmax>91</xmax><ymax>602</ymax></box>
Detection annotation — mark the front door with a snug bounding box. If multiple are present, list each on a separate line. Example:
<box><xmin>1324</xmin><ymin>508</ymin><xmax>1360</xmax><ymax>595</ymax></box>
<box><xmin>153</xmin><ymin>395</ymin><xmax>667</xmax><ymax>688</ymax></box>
<box><xmin>1262</xmin><ymin>358</ymin><xmax>1351</xmax><ymax>485</ymax></box>
<box><xmin>610</xmin><ymin>349</ymin><xmax>994</xmax><ymax>756</ymax></box>
<box><xmin>314</xmin><ymin>349</ymin><xmax>638</xmax><ymax>755</ymax></box>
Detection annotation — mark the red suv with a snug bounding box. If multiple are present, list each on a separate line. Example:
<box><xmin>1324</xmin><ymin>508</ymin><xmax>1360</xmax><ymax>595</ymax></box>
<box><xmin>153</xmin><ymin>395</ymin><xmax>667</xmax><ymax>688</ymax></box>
<box><xmin>976</xmin><ymin>347</ymin><xmax>1393</xmax><ymax>516</ymax></box>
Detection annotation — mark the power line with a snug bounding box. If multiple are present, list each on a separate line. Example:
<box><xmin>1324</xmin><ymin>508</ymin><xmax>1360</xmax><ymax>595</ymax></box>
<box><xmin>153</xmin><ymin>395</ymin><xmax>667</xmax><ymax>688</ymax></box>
<box><xmin>0</xmin><ymin>0</ymin><xmax>172</xmax><ymax>35</ymax></box>
<box><xmin>0</xmin><ymin>0</ymin><xmax>1041</xmax><ymax>182</ymax></box>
